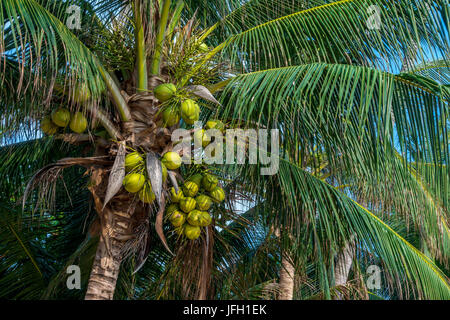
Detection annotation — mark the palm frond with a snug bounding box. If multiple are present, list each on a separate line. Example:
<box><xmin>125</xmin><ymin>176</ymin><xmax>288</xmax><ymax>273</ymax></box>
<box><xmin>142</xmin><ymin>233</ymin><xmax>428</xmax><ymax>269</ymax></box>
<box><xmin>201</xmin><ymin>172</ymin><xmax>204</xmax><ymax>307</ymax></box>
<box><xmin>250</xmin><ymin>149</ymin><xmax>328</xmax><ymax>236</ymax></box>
<box><xmin>241</xmin><ymin>158</ymin><xmax>450</xmax><ymax>299</ymax></box>
<box><xmin>403</xmin><ymin>58</ymin><xmax>450</xmax><ymax>85</ymax></box>
<box><xmin>219</xmin><ymin>62</ymin><xmax>449</xmax><ymax>266</ymax></box>
<box><xmin>218</xmin><ymin>0</ymin><xmax>448</xmax><ymax>71</ymax></box>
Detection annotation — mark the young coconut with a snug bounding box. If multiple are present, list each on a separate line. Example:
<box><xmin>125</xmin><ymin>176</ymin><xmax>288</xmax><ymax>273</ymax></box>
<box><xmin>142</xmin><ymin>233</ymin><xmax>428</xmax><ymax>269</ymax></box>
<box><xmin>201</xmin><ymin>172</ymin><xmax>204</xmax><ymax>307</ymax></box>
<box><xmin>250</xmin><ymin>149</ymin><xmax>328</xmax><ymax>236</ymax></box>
<box><xmin>169</xmin><ymin>210</ymin><xmax>186</xmax><ymax>227</ymax></box>
<box><xmin>41</xmin><ymin>116</ymin><xmax>59</xmax><ymax>135</ymax></box>
<box><xmin>51</xmin><ymin>108</ymin><xmax>71</xmax><ymax>127</ymax></box>
<box><xmin>205</xmin><ymin>120</ymin><xmax>225</xmax><ymax>131</ymax></box>
<box><xmin>187</xmin><ymin>173</ymin><xmax>203</xmax><ymax>187</ymax></box>
<box><xmin>179</xmin><ymin>197</ymin><xmax>196</xmax><ymax>213</ymax></box>
<box><xmin>195</xmin><ymin>194</ymin><xmax>212</xmax><ymax>211</ymax></box>
<box><xmin>125</xmin><ymin>152</ymin><xmax>144</xmax><ymax>173</ymax></box>
<box><xmin>202</xmin><ymin>174</ymin><xmax>218</xmax><ymax>191</ymax></box>
<box><xmin>198</xmin><ymin>211</ymin><xmax>212</xmax><ymax>227</ymax></box>
<box><xmin>162</xmin><ymin>106</ymin><xmax>180</xmax><ymax>127</ymax></box>
<box><xmin>154</xmin><ymin>83</ymin><xmax>176</xmax><ymax>102</ymax></box>
<box><xmin>183</xmin><ymin>181</ymin><xmax>199</xmax><ymax>197</ymax></box>
<box><xmin>187</xmin><ymin>210</ymin><xmax>202</xmax><ymax>227</ymax></box>
<box><xmin>184</xmin><ymin>224</ymin><xmax>201</xmax><ymax>240</ymax></box>
<box><xmin>193</xmin><ymin>129</ymin><xmax>211</xmax><ymax>148</ymax></box>
<box><xmin>170</xmin><ymin>187</ymin><xmax>184</xmax><ymax>203</ymax></box>
<box><xmin>123</xmin><ymin>173</ymin><xmax>146</xmax><ymax>193</ymax></box>
<box><xmin>210</xmin><ymin>186</ymin><xmax>225</xmax><ymax>202</ymax></box>
<box><xmin>162</xmin><ymin>151</ymin><xmax>182</xmax><ymax>170</ymax></box>
<box><xmin>181</xmin><ymin>99</ymin><xmax>200</xmax><ymax>125</ymax></box>
<box><xmin>69</xmin><ymin>112</ymin><xmax>88</xmax><ymax>133</ymax></box>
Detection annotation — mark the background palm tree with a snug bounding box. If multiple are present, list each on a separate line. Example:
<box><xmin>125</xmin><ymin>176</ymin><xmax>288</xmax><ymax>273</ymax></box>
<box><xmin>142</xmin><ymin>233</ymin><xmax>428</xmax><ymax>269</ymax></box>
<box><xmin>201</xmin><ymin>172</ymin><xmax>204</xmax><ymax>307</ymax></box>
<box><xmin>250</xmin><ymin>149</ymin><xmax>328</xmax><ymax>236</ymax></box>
<box><xmin>0</xmin><ymin>0</ymin><xmax>449</xmax><ymax>300</ymax></box>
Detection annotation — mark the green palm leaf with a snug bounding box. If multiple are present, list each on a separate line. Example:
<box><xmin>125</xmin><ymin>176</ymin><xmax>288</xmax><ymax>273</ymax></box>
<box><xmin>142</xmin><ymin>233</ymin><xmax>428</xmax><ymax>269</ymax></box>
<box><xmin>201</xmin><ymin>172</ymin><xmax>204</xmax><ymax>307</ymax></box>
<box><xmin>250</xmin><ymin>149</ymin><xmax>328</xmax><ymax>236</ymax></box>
<box><xmin>218</xmin><ymin>0</ymin><xmax>448</xmax><ymax>70</ymax></box>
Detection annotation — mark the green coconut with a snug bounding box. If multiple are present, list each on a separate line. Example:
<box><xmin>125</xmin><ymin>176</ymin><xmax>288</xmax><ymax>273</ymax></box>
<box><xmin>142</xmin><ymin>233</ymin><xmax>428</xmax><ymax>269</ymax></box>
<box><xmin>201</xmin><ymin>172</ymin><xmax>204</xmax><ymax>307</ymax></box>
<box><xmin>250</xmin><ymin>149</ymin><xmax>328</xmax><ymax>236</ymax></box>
<box><xmin>195</xmin><ymin>194</ymin><xmax>212</xmax><ymax>211</ymax></box>
<box><xmin>125</xmin><ymin>152</ymin><xmax>144</xmax><ymax>173</ymax></box>
<box><xmin>194</xmin><ymin>129</ymin><xmax>211</xmax><ymax>148</ymax></box>
<box><xmin>170</xmin><ymin>187</ymin><xmax>184</xmax><ymax>203</ymax></box>
<box><xmin>198</xmin><ymin>211</ymin><xmax>212</xmax><ymax>227</ymax></box>
<box><xmin>184</xmin><ymin>224</ymin><xmax>201</xmax><ymax>240</ymax></box>
<box><xmin>187</xmin><ymin>210</ymin><xmax>202</xmax><ymax>227</ymax></box>
<box><xmin>69</xmin><ymin>112</ymin><xmax>88</xmax><ymax>133</ymax></box>
<box><xmin>210</xmin><ymin>186</ymin><xmax>225</xmax><ymax>202</ymax></box>
<box><xmin>202</xmin><ymin>174</ymin><xmax>218</xmax><ymax>192</ymax></box>
<box><xmin>154</xmin><ymin>83</ymin><xmax>176</xmax><ymax>102</ymax></box>
<box><xmin>162</xmin><ymin>106</ymin><xmax>180</xmax><ymax>127</ymax></box>
<box><xmin>205</xmin><ymin>120</ymin><xmax>225</xmax><ymax>131</ymax></box>
<box><xmin>51</xmin><ymin>108</ymin><xmax>71</xmax><ymax>127</ymax></box>
<box><xmin>169</xmin><ymin>210</ymin><xmax>186</xmax><ymax>227</ymax></box>
<box><xmin>123</xmin><ymin>173</ymin><xmax>146</xmax><ymax>193</ymax></box>
<box><xmin>187</xmin><ymin>173</ymin><xmax>203</xmax><ymax>187</ymax></box>
<box><xmin>183</xmin><ymin>181</ymin><xmax>199</xmax><ymax>197</ymax></box>
<box><xmin>179</xmin><ymin>197</ymin><xmax>197</xmax><ymax>213</ymax></box>
<box><xmin>181</xmin><ymin>99</ymin><xmax>200</xmax><ymax>125</ymax></box>
<box><xmin>162</xmin><ymin>151</ymin><xmax>182</xmax><ymax>170</ymax></box>
<box><xmin>41</xmin><ymin>116</ymin><xmax>59</xmax><ymax>135</ymax></box>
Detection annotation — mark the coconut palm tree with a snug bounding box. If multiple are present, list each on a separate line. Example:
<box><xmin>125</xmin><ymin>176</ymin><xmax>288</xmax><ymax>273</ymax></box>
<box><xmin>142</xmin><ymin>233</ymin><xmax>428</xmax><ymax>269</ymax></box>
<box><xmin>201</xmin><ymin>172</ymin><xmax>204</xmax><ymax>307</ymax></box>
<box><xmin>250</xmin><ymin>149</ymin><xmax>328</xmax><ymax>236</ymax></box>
<box><xmin>0</xmin><ymin>0</ymin><xmax>449</xmax><ymax>300</ymax></box>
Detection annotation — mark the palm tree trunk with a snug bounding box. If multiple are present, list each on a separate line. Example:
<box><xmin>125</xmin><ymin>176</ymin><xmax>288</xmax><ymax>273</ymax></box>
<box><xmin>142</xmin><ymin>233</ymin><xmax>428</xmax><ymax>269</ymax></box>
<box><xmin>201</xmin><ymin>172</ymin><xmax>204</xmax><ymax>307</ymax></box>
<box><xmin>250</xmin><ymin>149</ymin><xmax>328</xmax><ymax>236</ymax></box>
<box><xmin>334</xmin><ymin>238</ymin><xmax>355</xmax><ymax>299</ymax></box>
<box><xmin>278</xmin><ymin>253</ymin><xmax>295</xmax><ymax>300</ymax></box>
<box><xmin>85</xmin><ymin>236</ymin><xmax>123</xmax><ymax>300</ymax></box>
<box><xmin>84</xmin><ymin>168</ymin><xmax>135</xmax><ymax>300</ymax></box>
<box><xmin>334</xmin><ymin>244</ymin><xmax>354</xmax><ymax>286</ymax></box>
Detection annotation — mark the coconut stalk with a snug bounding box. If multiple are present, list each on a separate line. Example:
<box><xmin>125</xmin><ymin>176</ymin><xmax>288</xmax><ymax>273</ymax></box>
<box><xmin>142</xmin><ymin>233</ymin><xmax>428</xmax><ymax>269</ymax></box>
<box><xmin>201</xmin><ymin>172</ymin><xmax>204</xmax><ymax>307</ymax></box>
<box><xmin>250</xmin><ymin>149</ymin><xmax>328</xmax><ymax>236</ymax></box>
<box><xmin>98</xmin><ymin>65</ymin><xmax>131</xmax><ymax>122</ymax></box>
<box><xmin>134</xmin><ymin>0</ymin><xmax>148</xmax><ymax>93</ymax></box>
<box><xmin>150</xmin><ymin>0</ymin><xmax>171</xmax><ymax>75</ymax></box>
<box><xmin>85</xmin><ymin>103</ymin><xmax>121</xmax><ymax>140</ymax></box>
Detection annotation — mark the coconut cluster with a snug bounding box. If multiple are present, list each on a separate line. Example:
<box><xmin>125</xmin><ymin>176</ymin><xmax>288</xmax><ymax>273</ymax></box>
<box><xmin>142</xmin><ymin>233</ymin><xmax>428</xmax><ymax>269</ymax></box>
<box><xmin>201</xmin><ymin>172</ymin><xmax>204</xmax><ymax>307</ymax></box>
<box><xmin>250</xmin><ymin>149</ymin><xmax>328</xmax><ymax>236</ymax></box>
<box><xmin>40</xmin><ymin>108</ymin><xmax>88</xmax><ymax>135</ymax></box>
<box><xmin>153</xmin><ymin>83</ymin><xmax>201</xmax><ymax>127</ymax></box>
<box><xmin>122</xmin><ymin>149</ymin><xmax>225</xmax><ymax>241</ymax></box>
<box><xmin>122</xmin><ymin>151</ymin><xmax>170</xmax><ymax>203</ymax></box>
<box><xmin>166</xmin><ymin>171</ymin><xmax>225</xmax><ymax>240</ymax></box>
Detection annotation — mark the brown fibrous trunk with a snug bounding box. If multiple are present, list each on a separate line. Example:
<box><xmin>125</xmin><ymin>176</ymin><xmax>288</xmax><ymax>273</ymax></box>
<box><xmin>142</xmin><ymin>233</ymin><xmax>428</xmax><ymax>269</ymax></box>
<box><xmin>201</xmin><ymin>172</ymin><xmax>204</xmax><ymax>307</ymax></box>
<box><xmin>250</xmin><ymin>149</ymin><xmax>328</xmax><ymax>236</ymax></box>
<box><xmin>278</xmin><ymin>253</ymin><xmax>295</xmax><ymax>300</ymax></box>
<box><xmin>84</xmin><ymin>167</ymin><xmax>141</xmax><ymax>300</ymax></box>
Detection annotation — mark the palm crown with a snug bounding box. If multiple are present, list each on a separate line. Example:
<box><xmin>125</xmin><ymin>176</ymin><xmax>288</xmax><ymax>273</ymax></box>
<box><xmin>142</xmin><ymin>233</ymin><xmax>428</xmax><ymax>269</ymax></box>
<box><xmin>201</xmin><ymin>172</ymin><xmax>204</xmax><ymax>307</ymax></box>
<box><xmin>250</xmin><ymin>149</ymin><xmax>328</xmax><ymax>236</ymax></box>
<box><xmin>0</xmin><ymin>0</ymin><xmax>449</xmax><ymax>300</ymax></box>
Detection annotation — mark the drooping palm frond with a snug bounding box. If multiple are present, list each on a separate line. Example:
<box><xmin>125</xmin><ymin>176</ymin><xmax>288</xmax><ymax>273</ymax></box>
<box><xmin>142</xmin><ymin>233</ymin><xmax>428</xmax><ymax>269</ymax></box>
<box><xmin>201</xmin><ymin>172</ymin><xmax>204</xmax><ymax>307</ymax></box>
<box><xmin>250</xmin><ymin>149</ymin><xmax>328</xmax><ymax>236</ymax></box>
<box><xmin>232</xmin><ymin>157</ymin><xmax>450</xmax><ymax>299</ymax></box>
<box><xmin>206</xmin><ymin>0</ymin><xmax>326</xmax><ymax>40</ymax></box>
<box><xmin>403</xmin><ymin>58</ymin><xmax>450</xmax><ymax>85</ymax></box>
<box><xmin>0</xmin><ymin>205</ymin><xmax>45</xmax><ymax>299</ymax></box>
<box><xmin>0</xmin><ymin>0</ymin><xmax>131</xmax><ymax>137</ymax></box>
<box><xmin>216</xmin><ymin>0</ymin><xmax>448</xmax><ymax>71</ymax></box>
<box><xmin>0</xmin><ymin>135</ymin><xmax>99</xmax><ymax>299</ymax></box>
<box><xmin>219</xmin><ymin>63</ymin><xmax>448</xmax><ymax>255</ymax></box>
<box><xmin>1</xmin><ymin>0</ymin><xmax>105</xmax><ymax>98</ymax></box>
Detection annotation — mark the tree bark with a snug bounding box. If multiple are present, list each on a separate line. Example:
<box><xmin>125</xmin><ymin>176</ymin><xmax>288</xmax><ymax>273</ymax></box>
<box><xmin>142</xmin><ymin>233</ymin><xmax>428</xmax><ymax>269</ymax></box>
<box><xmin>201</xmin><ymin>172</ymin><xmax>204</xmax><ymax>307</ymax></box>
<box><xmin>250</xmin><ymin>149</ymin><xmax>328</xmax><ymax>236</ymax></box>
<box><xmin>278</xmin><ymin>253</ymin><xmax>295</xmax><ymax>300</ymax></box>
<box><xmin>85</xmin><ymin>235</ymin><xmax>123</xmax><ymax>300</ymax></box>
<box><xmin>84</xmin><ymin>168</ymin><xmax>136</xmax><ymax>300</ymax></box>
<box><xmin>333</xmin><ymin>238</ymin><xmax>355</xmax><ymax>299</ymax></box>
